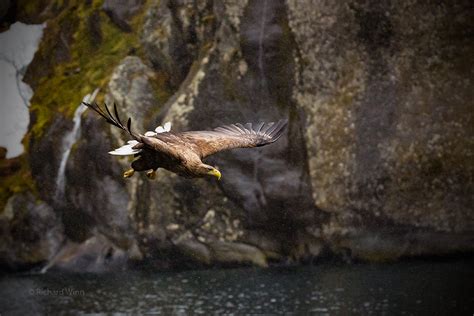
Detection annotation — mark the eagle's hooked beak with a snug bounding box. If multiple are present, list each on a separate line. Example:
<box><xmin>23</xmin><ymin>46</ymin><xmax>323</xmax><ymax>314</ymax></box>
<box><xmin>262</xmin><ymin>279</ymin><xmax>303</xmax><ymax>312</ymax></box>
<box><xmin>207</xmin><ymin>168</ymin><xmax>221</xmax><ymax>180</ymax></box>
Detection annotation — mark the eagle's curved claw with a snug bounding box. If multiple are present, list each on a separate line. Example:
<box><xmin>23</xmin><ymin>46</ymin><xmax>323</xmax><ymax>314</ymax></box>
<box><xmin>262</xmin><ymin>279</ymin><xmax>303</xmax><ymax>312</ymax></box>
<box><xmin>123</xmin><ymin>168</ymin><xmax>135</xmax><ymax>178</ymax></box>
<box><xmin>146</xmin><ymin>169</ymin><xmax>156</xmax><ymax>180</ymax></box>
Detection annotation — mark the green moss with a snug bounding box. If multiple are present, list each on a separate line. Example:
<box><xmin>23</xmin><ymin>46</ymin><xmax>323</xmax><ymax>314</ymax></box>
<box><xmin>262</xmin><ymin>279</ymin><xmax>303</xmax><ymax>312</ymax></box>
<box><xmin>28</xmin><ymin>0</ymin><xmax>162</xmax><ymax>133</ymax></box>
<box><xmin>0</xmin><ymin>156</ymin><xmax>37</xmax><ymax>212</ymax></box>
<box><xmin>2</xmin><ymin>0</ymin><xmax>169</xmax><ymax>210</ymax></box>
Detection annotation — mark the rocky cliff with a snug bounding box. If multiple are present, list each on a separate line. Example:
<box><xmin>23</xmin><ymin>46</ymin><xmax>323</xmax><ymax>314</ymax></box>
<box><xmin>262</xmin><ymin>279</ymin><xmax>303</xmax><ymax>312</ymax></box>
<box><xmin>1</xmin><ymin>0</ymin><xmax>472</xmax><ymax>272</ymax></box>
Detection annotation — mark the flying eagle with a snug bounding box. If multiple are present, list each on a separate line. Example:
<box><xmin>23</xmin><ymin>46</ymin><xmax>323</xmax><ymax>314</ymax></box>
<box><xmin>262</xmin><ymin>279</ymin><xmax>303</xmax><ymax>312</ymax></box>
<box><xmin>83</xmin><ymin>102</ymin><xmax>287</xmax><ymax>180</ymax></box>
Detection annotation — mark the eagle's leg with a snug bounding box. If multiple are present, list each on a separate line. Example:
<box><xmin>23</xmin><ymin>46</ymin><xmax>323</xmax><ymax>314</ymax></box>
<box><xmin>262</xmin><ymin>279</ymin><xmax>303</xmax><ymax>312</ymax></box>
<box><xmin>123</xmin><ymin>168</ymin><xmax>135</xmax><ymax>178</ymax></box>
<box><xmin>146</xmin><ymin>169</ymin><xmax>157</xmax><ymax>180</ymax></box>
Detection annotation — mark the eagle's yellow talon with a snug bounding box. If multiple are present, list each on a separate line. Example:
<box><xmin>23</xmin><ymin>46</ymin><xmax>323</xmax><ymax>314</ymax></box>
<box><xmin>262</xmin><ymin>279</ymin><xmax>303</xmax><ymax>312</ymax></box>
<box><xmin>146</xmin><ymin>170</ymin><xmax>156</xmax><ymax>180</ymax></box>
<box><xmin>123</xmin><ymin>169</ymin><xmax>135</xmax><ymax>178</ymax></box>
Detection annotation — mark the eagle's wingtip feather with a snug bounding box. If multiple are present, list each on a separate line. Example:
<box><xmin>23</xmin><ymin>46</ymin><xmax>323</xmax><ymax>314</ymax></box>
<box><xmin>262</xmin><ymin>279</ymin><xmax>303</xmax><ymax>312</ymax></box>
<box><xmin>263</xmin><ymin>119</ymin><xmax>288</xmax><ymax>143</ymax></box>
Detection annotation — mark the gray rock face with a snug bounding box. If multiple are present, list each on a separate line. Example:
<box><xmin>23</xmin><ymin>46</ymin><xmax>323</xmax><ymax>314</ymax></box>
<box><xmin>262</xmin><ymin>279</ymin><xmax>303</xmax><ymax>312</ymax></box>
<box><xmin>141</xmin><ymin>0</ymin><xmax>215</xmax><ymax>87</ymax></box>
<box><xmin>6</xmin><ymin>0</ymin><xmax>473</xmax><ymax>271</ymax></box>
<box><xmin>29</xmin><ymin>114</ymin><xmax>72</xmax><ymax>204</ymax></box>
<box><xmin>64</xmin><ymin>111</ymin><xmax>132</xmax><ymax>245</ymax></box>
<box><xmin>209</xmin><ymin>241</ymin><xmax>267</xmax><ymax>267</ymax></box>
<box><xmin>44</xmin><ymin>233</ymin><xmax>130</xmax><ymax>273</ymax></box>
<box><xmin>0</xmin><ymin>193</ymin><xmax>64</xmax><ymax>269</ymax></box>
<box><xmin>287</xmin><ymin>0</ymin><xmax>473</xmax><ymax>235</ymax></box>
<box><xmin>142</xmin><ymin>0</ymin><xmax>472</xmax><ymax>260</ymax></box>
<box><xmin>106</xmin><ymin>55</ymin><xmax>159</xmax><ymax>132</ymax></box>
<box><xmin>159</xmin><ymin>0</ymin><xmax>321</xmax><ymax>229</ymax></box>
<box><xmin>102</xmin><ymin>0</ymin><xmax>144</xmax><ymax>32</ymax></box>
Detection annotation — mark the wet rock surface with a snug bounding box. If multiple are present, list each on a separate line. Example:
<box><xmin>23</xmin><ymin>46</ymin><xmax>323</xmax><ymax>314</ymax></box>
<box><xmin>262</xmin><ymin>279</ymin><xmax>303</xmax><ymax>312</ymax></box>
<box><xmin>43</xmin><ymin>233</ymin><xmax>130</xmax><ymax>273</ymax></box>
<box><xmin>0</xmin><ymin>192</ymin><xmax>64</xmax><ymax>269</ymax></box>
<box><xmin>29</xmin><ymin>115</ymin><xmax>72</xmax><ymax>204</ymax></box>
<box><xmin>64</xmin><ymin>111</ymin><xmax>132</xmax><ymax>245</ymax></box>
<box><xmin>1</xmin><ymin>0</ymin><xmax>473</xmax><ymax>271</ymax></box>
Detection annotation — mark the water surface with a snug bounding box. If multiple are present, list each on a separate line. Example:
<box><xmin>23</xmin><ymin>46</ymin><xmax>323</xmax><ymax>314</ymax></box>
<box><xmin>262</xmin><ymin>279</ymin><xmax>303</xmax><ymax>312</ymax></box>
<box><xmin>1</xmin><ymin>259</ymin><xmax>473</xmax><ymax>315</ymax></box>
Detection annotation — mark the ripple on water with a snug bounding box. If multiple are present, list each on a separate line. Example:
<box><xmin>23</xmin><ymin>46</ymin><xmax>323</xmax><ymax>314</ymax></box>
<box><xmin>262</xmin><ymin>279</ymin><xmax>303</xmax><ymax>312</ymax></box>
<box><xmin>0</xmin><ymin>259</ymin><xmax>473</xmax><ymax>314</ymax></box>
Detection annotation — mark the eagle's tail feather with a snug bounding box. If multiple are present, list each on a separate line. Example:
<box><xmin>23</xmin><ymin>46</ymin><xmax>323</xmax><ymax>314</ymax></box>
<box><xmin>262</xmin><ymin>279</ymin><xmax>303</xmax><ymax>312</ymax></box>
<box><xmin>108</xmin><ymin>140</ymin><xmax>142</xmax><ymax>156</ymax></box>
<box><xmin>82</xmin><ymin>102</ymin><xmax>138</xmax><ymax>140</ymax></box>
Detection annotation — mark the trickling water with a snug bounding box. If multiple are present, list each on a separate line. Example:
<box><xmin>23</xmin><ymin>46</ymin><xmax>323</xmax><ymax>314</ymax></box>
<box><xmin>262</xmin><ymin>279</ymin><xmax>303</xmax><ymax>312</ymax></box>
<box><xmin>54</xmin><ymin>89</ymin><xmax>99</xmax><ymax>201</ymax></box>
<box><xmin>54</xmin><ymin>105</ymin><xmax>87</xmax><ymax>201</ymax></box>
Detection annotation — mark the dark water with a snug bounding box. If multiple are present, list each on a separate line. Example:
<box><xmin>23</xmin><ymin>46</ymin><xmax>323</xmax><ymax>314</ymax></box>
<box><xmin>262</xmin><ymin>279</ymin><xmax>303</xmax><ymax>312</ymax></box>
<box><xmin>1</xmin><ymin>259</ymin><xmax>473</xmax><ymax>315</ymax></box>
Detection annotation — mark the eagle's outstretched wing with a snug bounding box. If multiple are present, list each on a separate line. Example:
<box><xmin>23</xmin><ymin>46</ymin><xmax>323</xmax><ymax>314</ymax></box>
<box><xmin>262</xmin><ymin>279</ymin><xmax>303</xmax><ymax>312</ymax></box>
<box><xmin>173</xmin><ymin>120</ymin><xmax>288</xmax><ymax>158</ymax></box>
<box><xmin>83</xmin><ymin>101</ymin><xmax>287</xmax><ymax>160</ymax></box>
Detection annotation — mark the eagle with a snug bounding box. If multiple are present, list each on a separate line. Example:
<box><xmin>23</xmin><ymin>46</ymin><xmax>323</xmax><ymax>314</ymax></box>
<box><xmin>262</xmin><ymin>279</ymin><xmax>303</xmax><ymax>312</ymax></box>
<box><xmin>83</xmin><ymin>102</ymin><xmax>287</xmax><ymax>180</ymax></box>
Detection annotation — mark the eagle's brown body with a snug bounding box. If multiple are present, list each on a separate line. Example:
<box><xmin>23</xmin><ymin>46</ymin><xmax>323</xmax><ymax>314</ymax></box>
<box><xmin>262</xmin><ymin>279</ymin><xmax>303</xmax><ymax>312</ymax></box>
<box><xmin>83</xmin><ymin>102</ymin><xmax>287</xmax><ymax>180</ymax></box>
<box><xmin>132</xmin><ymin>135</ymin><xmax>205</xmax><ymax>178</ymax></box>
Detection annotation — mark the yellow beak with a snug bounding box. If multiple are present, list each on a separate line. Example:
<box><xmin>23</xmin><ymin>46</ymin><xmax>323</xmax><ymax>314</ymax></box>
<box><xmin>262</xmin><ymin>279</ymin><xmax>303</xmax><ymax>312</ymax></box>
<box><xmin>207</xmin><ymin>168</ymin><xmax>221</xmax><ymax>180</ymax></box>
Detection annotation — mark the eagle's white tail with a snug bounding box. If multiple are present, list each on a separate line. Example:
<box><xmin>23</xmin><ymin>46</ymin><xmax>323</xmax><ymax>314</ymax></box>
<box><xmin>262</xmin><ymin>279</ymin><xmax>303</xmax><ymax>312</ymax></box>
<box><xmin>108</xmin><ymin>140</ymin><xmax>141</xmax><ymax>156</ymax></box>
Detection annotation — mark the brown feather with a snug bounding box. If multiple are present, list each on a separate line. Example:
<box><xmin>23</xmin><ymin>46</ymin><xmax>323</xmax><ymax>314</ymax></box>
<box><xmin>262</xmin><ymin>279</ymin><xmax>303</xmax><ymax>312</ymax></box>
<box><xmin>172</xmin><ymin>120</ymin><xmax>288</xmax><ymax>158</ymax></box>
